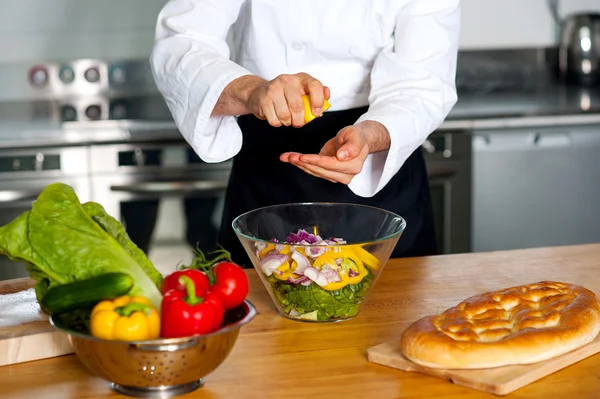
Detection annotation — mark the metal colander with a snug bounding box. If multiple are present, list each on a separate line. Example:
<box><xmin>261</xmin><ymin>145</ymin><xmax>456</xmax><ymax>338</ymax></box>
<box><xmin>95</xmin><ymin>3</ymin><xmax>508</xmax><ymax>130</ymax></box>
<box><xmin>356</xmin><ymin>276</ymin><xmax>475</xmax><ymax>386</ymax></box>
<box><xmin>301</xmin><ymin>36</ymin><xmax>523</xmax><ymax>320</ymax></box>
<box><xmin>50</xmin><ymin>300</ymin><xmax>256</xmax><ymax>398</ymax></box>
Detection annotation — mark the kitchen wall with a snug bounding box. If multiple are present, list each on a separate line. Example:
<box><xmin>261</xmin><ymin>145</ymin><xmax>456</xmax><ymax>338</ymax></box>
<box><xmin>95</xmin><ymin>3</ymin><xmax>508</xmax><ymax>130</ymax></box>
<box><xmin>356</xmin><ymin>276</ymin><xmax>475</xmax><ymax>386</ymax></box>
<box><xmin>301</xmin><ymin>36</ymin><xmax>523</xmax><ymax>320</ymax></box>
<box><xmin>0</xmin><ymin>0</ymin><xmax>167</xmax><ymax>63</ymax></box>
<box><xmin>1</xmin><ymin>0</ymin><xmax>600</xmax><ymax>64</ymax></box>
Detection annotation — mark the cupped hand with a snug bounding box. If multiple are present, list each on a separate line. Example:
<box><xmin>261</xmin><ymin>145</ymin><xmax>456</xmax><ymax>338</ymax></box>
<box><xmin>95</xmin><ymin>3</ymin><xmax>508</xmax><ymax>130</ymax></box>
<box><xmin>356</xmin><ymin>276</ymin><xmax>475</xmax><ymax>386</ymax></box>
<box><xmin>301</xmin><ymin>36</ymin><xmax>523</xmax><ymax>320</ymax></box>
<box><xmin>280</xmin><ymin>121</ymin><xmax>391</xmax><ymax>184</ymax></box>
<box><xmin>246</xmin><ymin>73</ymin><xmax>330</xmax><ymax>128</ymax></box>
<box><xmin>280</xmin><ymin>125</ymin><xmax>369</xmax><ymax>184</ymax></box>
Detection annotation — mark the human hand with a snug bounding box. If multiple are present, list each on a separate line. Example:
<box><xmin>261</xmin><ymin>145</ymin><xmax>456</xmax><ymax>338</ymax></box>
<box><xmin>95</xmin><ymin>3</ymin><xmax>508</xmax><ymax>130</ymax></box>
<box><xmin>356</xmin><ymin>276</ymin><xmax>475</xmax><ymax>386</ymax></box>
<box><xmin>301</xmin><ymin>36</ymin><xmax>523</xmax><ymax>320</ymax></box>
<box><xmin>280</xmin><ymin>121</ymin><xmax>391</xmax><ymax>184</ymax></box>
<box><xmin>245</xmin><ymin>73</ymin><xmax>330</xmax><ymax>128</ymax></box>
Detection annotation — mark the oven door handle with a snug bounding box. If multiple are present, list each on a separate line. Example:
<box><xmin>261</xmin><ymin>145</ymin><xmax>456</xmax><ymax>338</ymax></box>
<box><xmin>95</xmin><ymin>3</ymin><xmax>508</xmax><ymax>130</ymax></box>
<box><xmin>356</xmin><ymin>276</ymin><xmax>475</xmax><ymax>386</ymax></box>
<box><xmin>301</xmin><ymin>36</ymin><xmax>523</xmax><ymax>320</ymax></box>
<box><xmin>110</xmin><ymin>181</ymin><xmax>229</xmax><ymax>195</ymax></box>
<box><xmin>0</xmin><ymin>190</ymin><xmax>41</xmax><ymax>203</ymax></box>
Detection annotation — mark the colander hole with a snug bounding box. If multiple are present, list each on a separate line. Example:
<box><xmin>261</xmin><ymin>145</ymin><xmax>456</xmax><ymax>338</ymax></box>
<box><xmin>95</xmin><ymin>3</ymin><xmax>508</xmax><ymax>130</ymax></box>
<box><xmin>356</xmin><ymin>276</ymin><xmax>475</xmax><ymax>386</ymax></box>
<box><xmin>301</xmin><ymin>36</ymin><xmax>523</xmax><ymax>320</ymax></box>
<box><xmin>182</xmin><ymin>355</ymin><xmax>186</xmax><ymax>358</ymax></box>
<box><xmin>146</xmin><ymin>361</ymin><xmax>151</xmax><ymax>365</ymax></box>
<box><xmin>159</xmin><ymin>362</ymin><xmax>164</xmax><ymax>366</ymax></box>
<box><xmin>169</xmin><ymin>360</ymin><xmax>174</xmax><ymax>364</ymax></box>
<box><xmin>165</xmin><ymin>367</ymin><xmax>169</xmax><ymax>371</ymax></box>
<box><xmin>141</xmin><ymin>355</ymin><xmax>147</xmax><ymax>360</ymax></box>
<box><xmin>183</xmin><ymin>362</ymin><xmax>187</xmax><ymax>366</ymax></box>
<box><xmin>163</xmin><ymin>354</ymin><xmax>168</xmax><ymax>358</ymax></box>
<box><xmin>154</xmin><ymin>356</ymin><xmax>158</xmax><ymax>360</ymax></box>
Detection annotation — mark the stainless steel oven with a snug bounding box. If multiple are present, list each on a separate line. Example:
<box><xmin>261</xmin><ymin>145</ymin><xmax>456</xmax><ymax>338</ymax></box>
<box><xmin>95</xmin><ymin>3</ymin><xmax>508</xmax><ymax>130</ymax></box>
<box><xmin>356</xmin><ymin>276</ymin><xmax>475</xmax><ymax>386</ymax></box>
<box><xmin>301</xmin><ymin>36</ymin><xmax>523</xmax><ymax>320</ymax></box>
<box><xmin>0</xmin><ymin>146</ymin><xmax>91</xmax><ymax>281</ymax></box>
<box><xmin>422</xmin><ymin>130</ymin><xmax>472</xmax><ymax>254</ymax></box>
<box><xmin>89</xmin><ymin>142</ymin><xmax>232</xmax><ymax>268</ymax></box>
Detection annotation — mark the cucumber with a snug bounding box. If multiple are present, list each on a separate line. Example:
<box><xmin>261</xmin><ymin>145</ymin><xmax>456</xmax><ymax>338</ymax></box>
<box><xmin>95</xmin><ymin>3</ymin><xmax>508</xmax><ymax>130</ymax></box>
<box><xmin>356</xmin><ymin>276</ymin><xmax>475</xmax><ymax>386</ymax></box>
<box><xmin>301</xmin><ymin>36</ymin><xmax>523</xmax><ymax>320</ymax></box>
<box><xmin>41</xmin><ymin>272</ymin><xmax>134</xmax><ymax>315</ymax></box>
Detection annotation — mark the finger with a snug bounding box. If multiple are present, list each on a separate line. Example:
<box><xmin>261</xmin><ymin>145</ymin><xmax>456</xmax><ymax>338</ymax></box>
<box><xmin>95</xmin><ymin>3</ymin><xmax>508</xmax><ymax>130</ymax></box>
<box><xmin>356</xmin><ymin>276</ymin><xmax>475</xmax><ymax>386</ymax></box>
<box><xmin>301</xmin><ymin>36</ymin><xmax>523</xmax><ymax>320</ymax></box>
<box><xmin>284</xmin><ymin>87</ymin><xmax>305</xmax><ymax>127</ymax></box>
<box><xmin>335</xmin><ymin>128</ymin><xmax>363</xmax><ymax>161</ymax></box>
<box><xmin>297</xmin><ymin>154</ymin><xmax>364</xmax><ymax>175</ymax></box>
<box><xmin>260</xmin><ymin>98</ymin><xmax>281</xmax><ymax>127</ymax></box>
<box><xmin>291</xmin><ymin>162</ymin><xmax>337</xmax><ymax>183</ymax></box>
<box><xmin>292</xmin><ymin>161</ymin><xmax>353</xmax><ymax>184</ymax></box>
<box><xmin>306</xmin><ymin>80</ymin><xmax>325</xmax><ymax>116</ymax></box>
<box><xmin>319</xmin><ymin>139</ymin><xmax>337</xmax><ymax>156</ymax></box>
<box><xmin>324</xmin><ymin>86</ymin><xmax>331</xmax><ymax>100</ymax></box>
<box><xmin>271</xmin><ymin>90</ymin><xmax>292</xmax><ymax>126</ymax></box>
<box><xmin>285</xmin><ymin>152</ymin><xmax>303</xmax><ymax>164</ymax></box>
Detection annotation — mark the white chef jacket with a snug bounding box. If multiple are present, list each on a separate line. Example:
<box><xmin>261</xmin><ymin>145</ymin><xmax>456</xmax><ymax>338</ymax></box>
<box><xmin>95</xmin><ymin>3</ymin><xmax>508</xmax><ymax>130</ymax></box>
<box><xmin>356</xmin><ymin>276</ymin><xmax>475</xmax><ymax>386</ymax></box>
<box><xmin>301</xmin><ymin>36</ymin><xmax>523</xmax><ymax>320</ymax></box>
<box><xmin>150</xmin><ymin>0</ymin><xmax>460</xmax><ymax>198</ymax></box>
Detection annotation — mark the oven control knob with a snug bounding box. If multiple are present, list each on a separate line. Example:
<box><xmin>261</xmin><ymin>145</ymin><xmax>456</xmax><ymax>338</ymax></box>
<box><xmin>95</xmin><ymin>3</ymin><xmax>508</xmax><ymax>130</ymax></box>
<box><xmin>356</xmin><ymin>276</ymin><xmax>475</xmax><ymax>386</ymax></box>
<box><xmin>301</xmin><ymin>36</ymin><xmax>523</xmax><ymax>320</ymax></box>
<box><xmin>109</xmin><ymin>65</ymin><xmax>126</xmax><ymax>85</ymax></box>
<box><xmin>85</xmin><ymin>105</ymin><xmax>102</xmax><ymax>120</ymax></box>
<box><xmin>28</xmin><ymin>66</ymin><xmax>49</xmax><ymax>87</ymax></box>
<box><xmin>61</xmin><ymin>105</ymin><xmax>77</xmax><ymax>121</ymax></box>
<box><xmin>59</xmin><ymin>66</ymin><xmax>75</xmax><ymax>84</ymax></box>
<box><xmin>84</xmin><ymin>67</ymin><xmax>101</xmax><ymax>83</ymax></box>
<box><xmin>110</xmin><ymin>102</ymin><xmax>128</xmax><ymax>119</ymax></box>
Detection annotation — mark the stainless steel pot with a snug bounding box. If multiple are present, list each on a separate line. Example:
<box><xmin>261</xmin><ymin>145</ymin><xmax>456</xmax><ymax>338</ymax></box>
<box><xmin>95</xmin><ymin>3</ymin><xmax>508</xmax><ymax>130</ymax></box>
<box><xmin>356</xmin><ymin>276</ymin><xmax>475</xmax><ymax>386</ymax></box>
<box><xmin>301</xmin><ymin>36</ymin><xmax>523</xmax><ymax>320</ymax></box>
<box><xmin>558</xmin><ymin>12</ymin><xmax>600</xmax><ymax>86</ymax></box>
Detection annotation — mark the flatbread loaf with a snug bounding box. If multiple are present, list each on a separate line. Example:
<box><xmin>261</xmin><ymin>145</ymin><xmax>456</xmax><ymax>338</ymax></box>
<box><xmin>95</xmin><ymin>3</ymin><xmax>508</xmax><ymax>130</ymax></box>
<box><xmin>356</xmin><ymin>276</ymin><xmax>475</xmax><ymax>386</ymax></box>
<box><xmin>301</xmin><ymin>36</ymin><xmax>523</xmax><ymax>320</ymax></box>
<box><xmin>400</xmin><ymin>281</ymin><xmax>600</xmax><ymax>369</ymax></box>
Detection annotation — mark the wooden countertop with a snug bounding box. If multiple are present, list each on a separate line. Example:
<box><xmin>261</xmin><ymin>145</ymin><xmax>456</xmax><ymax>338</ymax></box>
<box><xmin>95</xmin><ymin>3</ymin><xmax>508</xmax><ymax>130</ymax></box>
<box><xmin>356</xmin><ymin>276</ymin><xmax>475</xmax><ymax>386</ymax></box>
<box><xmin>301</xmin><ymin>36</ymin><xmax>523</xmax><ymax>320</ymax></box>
<box><xmin>3</xmin><ymin>243</ymin><xmax>600</xmax><ymax>399</ymax></box>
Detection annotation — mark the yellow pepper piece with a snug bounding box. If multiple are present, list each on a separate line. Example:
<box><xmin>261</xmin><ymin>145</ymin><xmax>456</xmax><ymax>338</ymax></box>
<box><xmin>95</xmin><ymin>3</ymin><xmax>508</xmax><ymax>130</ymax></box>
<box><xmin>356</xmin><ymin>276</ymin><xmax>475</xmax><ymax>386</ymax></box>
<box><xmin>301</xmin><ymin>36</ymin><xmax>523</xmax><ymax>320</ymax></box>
<box><xmin>349</xmin><ymin>245</ymin><xmax>380</xmax><ymax>270</ymax></box>
<box><xmin>313</xmin><ymin>251</ymin><xmax>338</xmax><ymax>269</ymax></box>
<box><xmin>90</xmin><ymin>295</ymin><xmax>160</xmax><ymax>341</ymax></box>
<box><xmin>302</xmin><ymin>94</ymin><xmax>331</xmax><ymax>124</ymax></box>
<box><xmin>279</xmin><ymin>245</ymin><xmax>291</xmax><ymax>255</ymax></box>
<box><xmin>260</xmin><ymin>243</ymin><xmax>276</xmax><ymax>258</ymax></box>
<box><xmin>320</xmin><ymin>248</ymin><xmax>367</xmax><ymax>291</ymax></box>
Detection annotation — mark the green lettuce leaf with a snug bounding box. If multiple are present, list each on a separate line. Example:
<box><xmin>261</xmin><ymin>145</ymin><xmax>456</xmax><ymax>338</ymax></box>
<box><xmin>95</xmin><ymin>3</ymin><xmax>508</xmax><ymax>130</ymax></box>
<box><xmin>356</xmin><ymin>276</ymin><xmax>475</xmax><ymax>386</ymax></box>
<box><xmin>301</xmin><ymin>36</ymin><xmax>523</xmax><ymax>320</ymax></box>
<box><xmin>0</xmin><ymin>183</ymin><xmax>163</xmax><ymax>309</ymax></box>
<box><xmin>268</xmin><ymin>270</ymin><xmax>373</xmax><ymax>321</ymax></box>
<box><xmin>82</xmin><ymin>202</ymin><xmax>163</xmax><ymax>289</ymax></box>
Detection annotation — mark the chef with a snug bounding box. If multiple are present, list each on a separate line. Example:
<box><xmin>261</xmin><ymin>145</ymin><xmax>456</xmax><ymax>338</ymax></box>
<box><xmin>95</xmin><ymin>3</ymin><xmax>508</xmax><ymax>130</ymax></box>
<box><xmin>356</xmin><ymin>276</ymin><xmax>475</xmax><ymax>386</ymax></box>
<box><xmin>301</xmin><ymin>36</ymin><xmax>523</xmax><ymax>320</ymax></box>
<box><xmin>150</xmin><ymin>0</ymin><xmax>461</xmax><ymax>266</ymax></box>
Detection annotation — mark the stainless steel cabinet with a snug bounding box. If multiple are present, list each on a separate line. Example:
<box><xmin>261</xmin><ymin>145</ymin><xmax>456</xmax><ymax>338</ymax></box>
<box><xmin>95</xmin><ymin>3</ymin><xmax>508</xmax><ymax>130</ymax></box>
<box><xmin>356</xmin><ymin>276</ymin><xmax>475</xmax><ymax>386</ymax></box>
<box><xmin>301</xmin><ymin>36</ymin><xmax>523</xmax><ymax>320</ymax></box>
<box><xmin>472</xmin><ymin>123</ymin><xmax>600</xmax><ymax>252</ymax></box>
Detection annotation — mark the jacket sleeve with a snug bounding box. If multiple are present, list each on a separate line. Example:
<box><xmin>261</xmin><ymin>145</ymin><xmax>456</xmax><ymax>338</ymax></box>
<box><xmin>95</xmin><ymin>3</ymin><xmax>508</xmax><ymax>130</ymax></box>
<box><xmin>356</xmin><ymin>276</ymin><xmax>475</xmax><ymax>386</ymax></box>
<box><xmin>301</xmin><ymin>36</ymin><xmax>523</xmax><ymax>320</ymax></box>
<box><xmin>149</xmin><ymin>0</ymin><xmax>252</xmax><ymax>163</ymax></box>
<box><xmin>348</xmin><ymin>0</ymin><xmax>461</xmax><ymax>197</ymax></box>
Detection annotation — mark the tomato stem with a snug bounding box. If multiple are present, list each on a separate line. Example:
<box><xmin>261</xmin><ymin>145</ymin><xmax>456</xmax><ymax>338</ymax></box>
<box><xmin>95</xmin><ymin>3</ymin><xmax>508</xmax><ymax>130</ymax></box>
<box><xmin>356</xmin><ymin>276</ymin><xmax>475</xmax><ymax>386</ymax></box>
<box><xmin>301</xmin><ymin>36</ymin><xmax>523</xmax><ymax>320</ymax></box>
<box><xmin>180</xmin><ymin>245</ymin><xmax>233</xmax><ymax>286</ymax></box>
<box><xmin>178</xmin><ymin>275</ymin><xmax>203</xmax><ymax>306</ymax></box>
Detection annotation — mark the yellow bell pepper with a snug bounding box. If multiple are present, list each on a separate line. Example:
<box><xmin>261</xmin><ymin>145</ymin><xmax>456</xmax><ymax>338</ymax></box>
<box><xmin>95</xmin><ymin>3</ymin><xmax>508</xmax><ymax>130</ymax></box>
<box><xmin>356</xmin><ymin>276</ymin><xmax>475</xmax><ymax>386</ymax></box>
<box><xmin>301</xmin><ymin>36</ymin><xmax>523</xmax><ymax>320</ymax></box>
<box><xmin>90</xmin><ymin>295</ymin><xmax>160</xmax><ymax>341</ymax></box>
<box><xmin>313</xmin><ymin>251</ymin><xmax>338</xmax><ymax>269</ymax></box>
<box><xmin>349</xmin><ymin>245</ymin><xmax>380</xmax><ymax>270</ymax></box>
<box><xmin>312</xmin><ymin>248</ymin><xmax>367</xmax><ymax>291</ymax></box>
<box><xmin>259</xmin><ymin>243</ymin><xmax>276</xmax><ymax>258</ymax></box>
<box><xmin>302</xmin><ymin>94</ymin><xmax>331</xmax><ymax>124</ymax></box>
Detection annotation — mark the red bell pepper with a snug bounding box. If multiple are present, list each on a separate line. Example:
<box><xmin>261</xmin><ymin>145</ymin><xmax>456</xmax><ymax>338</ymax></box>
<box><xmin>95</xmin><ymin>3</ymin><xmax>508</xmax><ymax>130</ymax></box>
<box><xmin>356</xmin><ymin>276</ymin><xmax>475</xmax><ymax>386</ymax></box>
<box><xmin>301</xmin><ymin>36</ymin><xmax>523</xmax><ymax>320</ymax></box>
<box><xmin>161</xmin><ymin>269</ymin><xmax>210</xmax><ymax>296</ymax></box>
<box><xmin>160</xmin><ymin>275</ymin><xmax>225</xmax><ymax>338</ymax></box>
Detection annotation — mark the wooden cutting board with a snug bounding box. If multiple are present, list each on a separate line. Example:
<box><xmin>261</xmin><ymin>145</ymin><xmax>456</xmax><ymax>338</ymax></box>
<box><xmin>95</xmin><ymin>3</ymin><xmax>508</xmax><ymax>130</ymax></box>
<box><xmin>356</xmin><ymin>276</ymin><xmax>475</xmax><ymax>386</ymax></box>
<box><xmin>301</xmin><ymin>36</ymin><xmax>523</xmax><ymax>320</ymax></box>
<box><xmin>0</xmin><ymin>278</ymin><xmax>73</xmax><ymax>367</ymax></box>
<box><xmin>367</xmin><ymin>334</ymin><xmax>600</xmax><ymax>396</ymax></box>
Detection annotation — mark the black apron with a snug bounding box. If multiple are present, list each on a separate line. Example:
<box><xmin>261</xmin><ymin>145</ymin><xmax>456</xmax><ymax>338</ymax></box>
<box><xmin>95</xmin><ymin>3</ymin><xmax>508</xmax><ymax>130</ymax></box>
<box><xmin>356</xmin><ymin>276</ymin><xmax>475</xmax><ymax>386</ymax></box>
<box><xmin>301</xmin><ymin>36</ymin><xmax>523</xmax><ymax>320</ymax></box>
<box><xmin>217</xmin><ymin>106</ymin><xmax>438</xmax><ymax>268</ymax></box>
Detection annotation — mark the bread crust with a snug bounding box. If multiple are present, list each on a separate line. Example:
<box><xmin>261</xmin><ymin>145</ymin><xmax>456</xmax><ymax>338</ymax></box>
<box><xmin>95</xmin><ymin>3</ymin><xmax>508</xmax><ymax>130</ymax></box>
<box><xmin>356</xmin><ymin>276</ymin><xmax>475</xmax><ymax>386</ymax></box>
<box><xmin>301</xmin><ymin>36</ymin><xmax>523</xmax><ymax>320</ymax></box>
<box><xmin>400</xmin><ymin>281</ymin><xmax>600</xmax><ymax>369</ymax></box>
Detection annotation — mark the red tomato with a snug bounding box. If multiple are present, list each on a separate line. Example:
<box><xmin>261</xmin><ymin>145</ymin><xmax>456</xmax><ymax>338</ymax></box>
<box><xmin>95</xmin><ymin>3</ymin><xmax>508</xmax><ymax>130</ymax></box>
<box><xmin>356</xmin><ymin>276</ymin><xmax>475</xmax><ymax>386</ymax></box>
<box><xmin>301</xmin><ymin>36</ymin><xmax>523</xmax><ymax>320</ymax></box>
<box><xmin>208</xmin><ymin>262</ymin><xmax>249</xmax><ymax>310</ymax></box>
<box><xmin>161</xmin><ymin>269</ymin><xmax>210</xmax><ymax>296</ymax></box>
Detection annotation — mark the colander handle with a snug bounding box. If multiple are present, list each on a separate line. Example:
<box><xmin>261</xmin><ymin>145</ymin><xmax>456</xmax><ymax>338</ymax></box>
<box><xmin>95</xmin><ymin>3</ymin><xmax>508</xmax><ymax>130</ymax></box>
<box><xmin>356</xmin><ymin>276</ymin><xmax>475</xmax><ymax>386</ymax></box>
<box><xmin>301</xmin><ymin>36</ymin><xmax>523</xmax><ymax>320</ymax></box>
<box><xmin>131</xmin><ymin>339</ymin><xmax>201</xmax><ymax>352</ymax></box>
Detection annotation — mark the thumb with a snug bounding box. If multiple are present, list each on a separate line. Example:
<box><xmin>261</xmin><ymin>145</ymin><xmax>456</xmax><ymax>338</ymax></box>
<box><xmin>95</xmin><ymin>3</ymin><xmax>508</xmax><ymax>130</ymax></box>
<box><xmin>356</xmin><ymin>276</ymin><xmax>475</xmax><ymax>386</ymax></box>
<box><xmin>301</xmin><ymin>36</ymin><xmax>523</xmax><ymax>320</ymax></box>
<box><xmin>336</xmin><ymin>128</ymin><xmax>361</xmax><ymax>161</ymax></box>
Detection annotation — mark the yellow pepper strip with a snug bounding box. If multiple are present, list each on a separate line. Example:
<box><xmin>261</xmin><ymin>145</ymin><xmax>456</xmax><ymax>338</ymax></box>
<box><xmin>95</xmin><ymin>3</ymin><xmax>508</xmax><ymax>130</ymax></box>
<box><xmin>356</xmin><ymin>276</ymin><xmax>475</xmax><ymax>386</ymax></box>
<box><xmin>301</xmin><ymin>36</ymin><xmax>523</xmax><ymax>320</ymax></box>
<box><xmin>302</xmin><ymin>95</ymin><xmax>331</xmax><ymax>124</ymax></box>
<box><xmin>313</xmin><ymin>252</ymin><xmax>338</xmax><ymax>269</ymax></box>
<box><xmin>313</xmin><ymin>248</ymin><xmax>366</xmax><ymax>291</ymax></box>
<box><xmin>349</xmin><ymin>245</ymin><xmax>380</xmax><ymax>270</ymax></box>
<box><xmin>90</xmin><ymin>295</ymin><xmax>160</xmax><ymax>341</ymax></box>
<box><xmin>279</xmin><ymin>245</ymin><xmax>291</xmax><ymax>255</ymax></box>
<box><xmin>273</xmin><ymin>270</ymin><xmax>296</xmax><ymax>281</ymax></box>
<box><xmin>259</xmin><ymin>243</ymin><xmax>276</xmax><ymax>258</ymax></box>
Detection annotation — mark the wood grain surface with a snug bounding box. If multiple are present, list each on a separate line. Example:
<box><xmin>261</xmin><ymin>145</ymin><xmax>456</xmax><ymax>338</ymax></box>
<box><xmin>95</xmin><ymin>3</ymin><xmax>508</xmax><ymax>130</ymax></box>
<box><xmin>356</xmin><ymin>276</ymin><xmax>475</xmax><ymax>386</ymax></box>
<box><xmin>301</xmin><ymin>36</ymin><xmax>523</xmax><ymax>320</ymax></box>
<box><xmin>1</xmin><ymin>244</ymin><xmax>600</xmax><ymax>399</ymax></box>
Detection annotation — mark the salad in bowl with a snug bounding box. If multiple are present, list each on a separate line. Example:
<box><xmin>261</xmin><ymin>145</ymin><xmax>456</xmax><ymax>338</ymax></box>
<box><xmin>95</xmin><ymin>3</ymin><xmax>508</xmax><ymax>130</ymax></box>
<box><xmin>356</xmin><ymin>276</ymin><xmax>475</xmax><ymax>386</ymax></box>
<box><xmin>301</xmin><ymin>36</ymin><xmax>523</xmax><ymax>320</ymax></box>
<box><xmin>232</xmin><ymin>203</ymin><xmax>406</xmax><ymax>322</ymax></box>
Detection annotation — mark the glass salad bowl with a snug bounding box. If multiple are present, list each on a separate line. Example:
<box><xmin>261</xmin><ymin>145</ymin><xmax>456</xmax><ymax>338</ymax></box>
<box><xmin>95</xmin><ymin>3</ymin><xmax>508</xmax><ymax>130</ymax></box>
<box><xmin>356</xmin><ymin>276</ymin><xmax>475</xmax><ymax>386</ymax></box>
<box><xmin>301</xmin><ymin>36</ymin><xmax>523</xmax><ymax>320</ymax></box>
<box><xmin>232</xmin><ymin>203</ymin><xmax>406</xmax><ymax>322</ymax></box>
